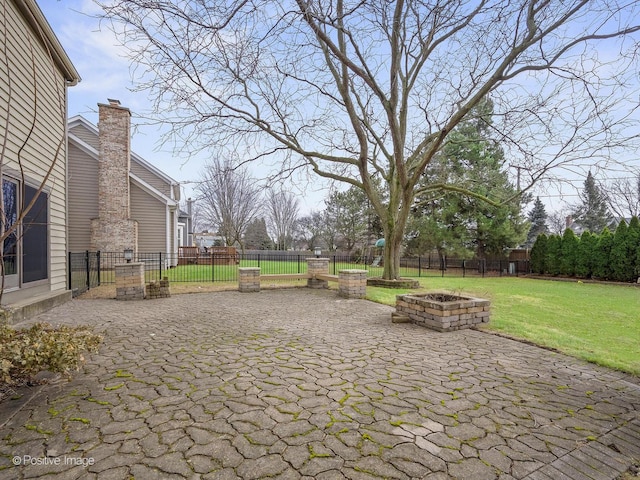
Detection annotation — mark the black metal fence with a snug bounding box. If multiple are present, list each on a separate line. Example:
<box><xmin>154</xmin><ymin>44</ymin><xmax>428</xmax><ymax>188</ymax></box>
<box><xmin>68</xmin><ymin>250</ymin><xmax>530</xmax><ymax>293</ymax></box>
<box><xmin>68</xmin><ymin>251</ymin><xmax>101</xmax><ymax>297</ymax></box>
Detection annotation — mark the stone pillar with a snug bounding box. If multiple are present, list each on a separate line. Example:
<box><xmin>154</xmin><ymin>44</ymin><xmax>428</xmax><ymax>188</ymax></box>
<box><xmin>307</xmin><ymin>258</ymin><xmax>329</xmax><ymax>289</ymax></box>
<box><xmin>239</xmin><ymin>267</ymin><xmax>261</xmax><ymax>292</ymax></box>
<box><xmin>147</xmin><ymin>277</ymin><xmax>171</xmax><ymax>299</ymax></box>
<box><xmin>90</xmin><ymin>99</ymin><xmax>138</xmax><ymax>254</ymax></box>
<box><xmin>115</xmin><ymin>262</ymin><xmax>145</xmax><ymax>300</ymax></box>
<box><xmin>338</xmin><ymin>269</ymin><xmax>368</xmax><ymax>299</ymax></box>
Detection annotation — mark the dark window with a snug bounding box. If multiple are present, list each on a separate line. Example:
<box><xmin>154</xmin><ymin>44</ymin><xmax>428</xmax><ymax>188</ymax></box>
<box><xmin>22</xmin><ymin>185</ymin><xmax>48</xmax><ymax>283</ymax></box>
<box><xmin>2</xmin><ymin>179</ymin><xmax>18</xmax><ymax>276</ymax></box>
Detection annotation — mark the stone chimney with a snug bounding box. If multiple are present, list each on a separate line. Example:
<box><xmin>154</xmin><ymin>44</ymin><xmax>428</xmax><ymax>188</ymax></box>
<box><xmin>90</xmin><ymin>99</ymin><xmax>138</xmax><ymax>253</ymax></box>
<box><xmin>565</xmin><ymin>215</ymin><xmax>573</xmax><ymax>229</ymax></box>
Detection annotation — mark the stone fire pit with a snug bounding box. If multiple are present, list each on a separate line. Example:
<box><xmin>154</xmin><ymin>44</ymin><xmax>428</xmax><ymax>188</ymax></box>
<box><xmin>393</xmin><ymin>290</ymin><xmax>490</xmax><ymax>332</ymax></box>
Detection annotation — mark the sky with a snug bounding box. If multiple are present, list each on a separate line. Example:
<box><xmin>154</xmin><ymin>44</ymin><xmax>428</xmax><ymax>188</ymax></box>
<box><xmin>40</xmin><ymin>0</ymin><xmax>208</xmax><ymax>205</ymax></box>
<box><xmin>38</xmin><ymin>0</ymin><xmax>640</xmax><ymax>219</ymax></box>
<box><xmin>39</xmin><ymin>0</ymin><xmax>333</xmax><ymax>214</ymax></box>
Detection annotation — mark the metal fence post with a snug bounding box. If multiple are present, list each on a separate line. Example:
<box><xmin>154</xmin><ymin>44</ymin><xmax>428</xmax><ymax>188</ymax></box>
<box><xmin>68</xmin><ymin>251</ymin><xmax>72</xmax><ymax>290</ymax></box>
<box><xmin>84</xmin><ymin>250</ymin><xmax>90</xmax><ymax>291</ymax></box>
<box><xmin>97</xmin><ymin>251</ymin><xmax>101</xmax><ymax>286</ymax></box>
<box><xmin>418</xmin><ymin>256</ymin><xmax>421</xmax><ymax>277</ymax></box>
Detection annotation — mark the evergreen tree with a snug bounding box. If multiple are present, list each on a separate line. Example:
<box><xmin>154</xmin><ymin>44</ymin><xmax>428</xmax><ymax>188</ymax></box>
<box><xmin>325</xmin><ymin>182</ymin><xmax>383</xmax><ymax>252</ymax></box>
<box><xmin>610</xmin><ymin>220</ymin><xmax>634</xmax><ymax>282</ymax></box>
<box><xmin>525</xmin><ymin>197</ymin><xmax>548</xmax><ymax>248</ymax></box>
<box><xmin>545</xmin><ymin>234</ymin><xmax>562</xmax><ymax>276</ymax></box>
<box><xmin>575</xmin><ymin>231</ymin><xmax>597</xmax><ymax>278</ymax></box>
<box><xmin>560</xmin><ymin>228</ymin><xmax>579</xmax><ymax>277</ymax></box>
<box><xmin>412</xmin><ymin>98</ymin><xmax>527</xmax><ymax>257</ymax></box>
<box><xmin>573</xmin><ymin>171</ymin><xmax>612</xmax><ymax>233</ymax></box>
<box><xmin>628</xmin><ymin>216</ymin><xmax>640</xmax><ymax>279</ymax></box>
<box><xmin>243</xmin><ymin>218</ymin><xmax>273</xmax><ymax>250</ymax></box>
<box><xmin>530</xmin><ymin>233</ymin><xmax>547</xmax><ymax>274</ymax></box>
<box><xmin>593</xmin><ymin>228</ymin><xmax>614</xmax><ymax>279</ymax></box>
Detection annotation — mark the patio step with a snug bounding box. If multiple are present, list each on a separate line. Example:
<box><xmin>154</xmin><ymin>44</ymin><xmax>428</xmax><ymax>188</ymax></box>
<box><xmin>2</xmin><ymin>290</ymin><xmax>72</xmax><ymax>325</ymax></box>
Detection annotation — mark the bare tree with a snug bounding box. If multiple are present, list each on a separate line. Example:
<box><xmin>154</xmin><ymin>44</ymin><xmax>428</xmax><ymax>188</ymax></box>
<box><xmin>195</xmin><ymin>158</ymin><xmax>263</xmax><ymax>252</ymax></box>
<box><xmin>265</xmin><ymin>189</ymin><xmax>300</xmax><ymax>250</ymax></box>
<box><xmin>99</xmin><ymin>0</ymin><xmax>640</xmax><ymax>279</ymax></box>
<box><xmin>606</xmin><ymin>174</ymin><xmax>640</xmax><ymax>219</ymax></box>
<box><xmin>296</xmin><ymin>211</ymin><xmax>324</xmax><ymax>251</ymax></box>
<box><xmin>187</xmin><ymin>199</ymin><xmax>208</xmax><ymax>236</ymax></box>
<box><xmin>548</xmin><ymin>209</ymin><xmax>571</xmax><ymax>236</ymax></box>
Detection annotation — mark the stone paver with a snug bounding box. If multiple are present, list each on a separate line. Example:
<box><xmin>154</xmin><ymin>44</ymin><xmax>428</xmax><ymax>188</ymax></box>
<box><xmin>1</xmin><ymin>289</ymin><xmax>639</xmax><ymax>479</ymax></box>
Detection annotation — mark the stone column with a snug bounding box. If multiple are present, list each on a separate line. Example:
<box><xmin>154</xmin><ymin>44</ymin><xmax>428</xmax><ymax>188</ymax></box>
<box><xmin>307</xmin><ymin>258</ymin><xmax>329</xmax><ymax>289</ymax></box>
<box><xmin>338</xmin><ymin>269</ymin><xmax>368</xmax><ymax>299</ymax></box>
<box><xmin>239</xmin><ymin>267</ymin><xmax>261</xmax><ymax>292</ymax></box>
<box><xmin>115</xmin><ymin>262</ymin><xmax>145</xmax><ymax>300</ymax></box>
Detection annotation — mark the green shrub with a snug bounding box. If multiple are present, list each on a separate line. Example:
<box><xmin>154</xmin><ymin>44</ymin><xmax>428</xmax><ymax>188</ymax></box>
<box><xmin>575</xmin><ymin>231</ymin><xmax>597</xmax><ymax>278</ymax></box>
<box><xmin>545</xmin><ymin>234</ymin><xmax>562</xmax><ymax>276</ymax></box>
<box><xmin>530</xmin><ymin>233</ymin><xmax>547</xmax><ymax>274</ymax></box>
<box><xmin>0</xmin><ymin>323</ymin><xmax>102</xmax><ymax>386</ymax></box>
<box><xmin>627</xmin><ymin>216</ymin><xmax>640</xmax><ymax>279</ymax></box>
<box><xmin>560</xmin><ymin>228</ymin><xmax>579</xmax><ymax>276</ymax></box>
<box><xmin>593</xmin><ymin>228</ymin><xmax>613</xmax><ymax>280</ymax></box>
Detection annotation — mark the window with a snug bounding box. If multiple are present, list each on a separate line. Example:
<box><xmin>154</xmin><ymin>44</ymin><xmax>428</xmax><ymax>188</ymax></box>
<box><xmin>2</xmin><ymin>179</ymin><xmax>18</xmax><ymax>276</ymax></box>
<box><xmin>1</xmin><ymin>178</ymin><xmax>49</xmax><ymax>285</ymax></box>
<box><xmin>22</xmin><ymin>185</ymin><xmax>48</xmax><ymax>283</ymax></box>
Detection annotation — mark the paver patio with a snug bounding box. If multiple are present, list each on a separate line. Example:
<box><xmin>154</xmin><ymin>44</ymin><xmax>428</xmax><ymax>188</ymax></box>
<box><xmin>1</xmin><ymin>289</ymin><xmax>639</xmax><ymax>479</ymax></box>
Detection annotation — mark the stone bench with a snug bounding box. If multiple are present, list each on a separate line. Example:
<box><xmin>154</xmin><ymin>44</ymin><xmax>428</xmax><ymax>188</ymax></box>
<box><xmin>239</xmin><ymin>259</ymin><xmax>367</xmax><ymax>299</ymax></box>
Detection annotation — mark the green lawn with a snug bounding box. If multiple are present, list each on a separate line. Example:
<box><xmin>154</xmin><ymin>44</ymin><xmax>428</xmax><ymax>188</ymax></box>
<box><xmin>367</xmin><ymin>277</ymin><xmax>640</xmax><ymax>376</ymax></box>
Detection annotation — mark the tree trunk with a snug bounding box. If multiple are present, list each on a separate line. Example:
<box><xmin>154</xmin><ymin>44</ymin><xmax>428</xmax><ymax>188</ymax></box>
<box><xmin>382</xmin><ymin>231</ymin><xmax>403</xmax><ymax>280</ymax></box>
<box><xmin>380</xmin><ymin>200</ymin><xmax>411</xmax><ymax>280</ymax></box>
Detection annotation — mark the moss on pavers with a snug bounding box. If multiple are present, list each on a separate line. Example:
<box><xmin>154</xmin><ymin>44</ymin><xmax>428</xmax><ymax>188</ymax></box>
<box><xmin>3</xmin><ymin>289</ymin><xmax>640</xmax><ymax>480</ymax></box>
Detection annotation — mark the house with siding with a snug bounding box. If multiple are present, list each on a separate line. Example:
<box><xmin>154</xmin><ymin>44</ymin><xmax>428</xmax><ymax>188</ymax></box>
<box><xmin>67</xmin><ymin>100</ymin><xmax>182</xmax><ymax>264</ymax></box>
<box><xmin>0</xmin><ymin>0</ymin><xmax>80</xmax><ymax>314</ymax></box>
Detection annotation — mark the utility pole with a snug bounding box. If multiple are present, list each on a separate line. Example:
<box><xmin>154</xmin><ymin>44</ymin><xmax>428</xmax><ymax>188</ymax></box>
<box><xmin>510</xmin><ymin>164</ymin><xmax>522</xmax><ymax>191</ymax></box>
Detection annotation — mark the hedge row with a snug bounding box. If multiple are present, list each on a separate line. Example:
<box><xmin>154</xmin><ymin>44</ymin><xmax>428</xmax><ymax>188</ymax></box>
<box><xmin>530</xmin><ymin>216</ymin><xmax>640</xmax><ymax>283</ymax></box>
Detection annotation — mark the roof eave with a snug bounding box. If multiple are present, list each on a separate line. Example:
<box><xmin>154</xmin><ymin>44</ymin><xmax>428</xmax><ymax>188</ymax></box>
<box><xmin>14</xmin><ymin>0</ymin><xmax>81</xmax><ymax>85</ymax></box>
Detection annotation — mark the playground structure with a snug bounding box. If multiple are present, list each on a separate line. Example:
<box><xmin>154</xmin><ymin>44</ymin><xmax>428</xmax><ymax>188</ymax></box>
<box><xmin>368</xmin><ymin>238</ymin><xmax>385</xmax><ymax>267</ymax></box>
<box><xmin>178</xmin><ymin>246</ymin><xmax>239</xmax><ymax>266</ymax></box>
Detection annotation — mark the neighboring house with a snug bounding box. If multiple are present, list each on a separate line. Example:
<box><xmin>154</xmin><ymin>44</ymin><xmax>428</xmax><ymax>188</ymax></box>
<box><xmin>194</xmin><ymin>233</ymin><xmax>225</xmax><ymax>250</ymax></box>
<box><xmin>177</xmin><ymin>198</ymin><xmax>195</xmax><ymax>248</ymax></box>
<box><xmin>565</xmin><ymin>215</ymin><xmax>622</xmax><ymax>236</ymax></box>
<box><xmin>67</xmin><ymin>100</ymin><xmax>184</xmax><ymax>265</ymax></box>
<box><xmin>0</xmin><ymin>0</ymin><xmax>80</xmax><ymax>309</ymax></box>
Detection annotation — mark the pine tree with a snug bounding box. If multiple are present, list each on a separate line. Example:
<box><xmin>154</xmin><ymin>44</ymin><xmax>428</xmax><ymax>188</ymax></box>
<box><xmin>530</xmin><ymin>233</ymin><xmax>547</xmax><ymax>274</ymax></box>
<box><xmin>412</xmin><ymin>98</ymin><xmax>527</xmax><ymax>257</ymax></box>
<box><xmin>593</xmin><ymin>228</ymin><xmax>614</xmax><ymax>280</ymax></box>
<box><xmin>525</xmin><ymin>197</ymin><xmax>548</xmax><ymax>248</ymax></box>
<box><xmin>560</xmin><ymin>228</ymin><xmax>579</xmax><ymax>276</ymax></box>
<box><xmin>573</xmin><ymin>171</ymin><xmax>611</xmax><ymax>234</ymax></box>
<box><xmin>243</xmin><ymin>218</ymin><xmax>273</xmax><ymax>250</ymax></box>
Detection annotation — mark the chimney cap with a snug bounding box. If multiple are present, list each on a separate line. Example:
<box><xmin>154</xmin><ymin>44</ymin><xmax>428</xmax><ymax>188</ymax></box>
<box><xmin>107</xmin><ymin>98</ymin><xmax>121</xmax><ymax>106</ymax></box>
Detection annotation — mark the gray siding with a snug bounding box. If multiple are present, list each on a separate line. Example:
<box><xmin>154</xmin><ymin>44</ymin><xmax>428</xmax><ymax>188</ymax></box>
<box><xmin>69</xmin><ymin>123</ymin><xmax>99</xmax><ymax>150</ymax></box>
<box><xmin>67</xmin><ymin>143</ymin><xmax>99</xmax><ymax>252</ymax></box>
<box><xmin>131</xmin><ymin>159</ymin><xmax>173</xmax><ymax>198</ymax></box>
<box><xmin>130</xmin><ymin>182</ymin><xmax>167</xmax><ymax>253</ymax></box>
